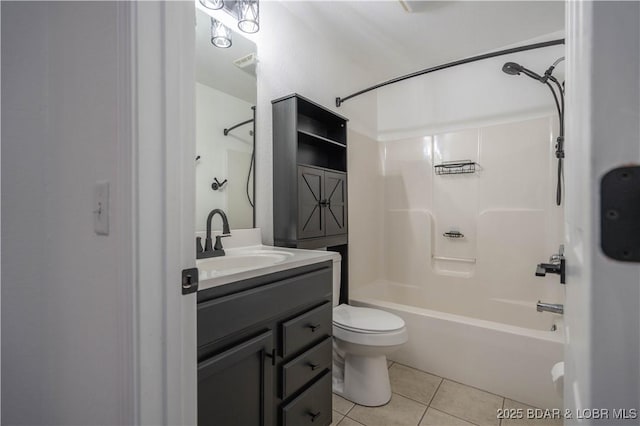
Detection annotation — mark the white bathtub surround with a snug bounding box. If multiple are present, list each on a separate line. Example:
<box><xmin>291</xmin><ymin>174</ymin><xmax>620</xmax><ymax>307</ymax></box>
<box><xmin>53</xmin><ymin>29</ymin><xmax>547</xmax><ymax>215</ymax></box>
<box><xmin>346</xmin><ymin>115</ymin><xmax>565</xmax><ymax>409</ymax></box>
<box><xmin>381</xmin><ymin>117</ymin><xmax>563</xmax><ymax>285</ymax></box>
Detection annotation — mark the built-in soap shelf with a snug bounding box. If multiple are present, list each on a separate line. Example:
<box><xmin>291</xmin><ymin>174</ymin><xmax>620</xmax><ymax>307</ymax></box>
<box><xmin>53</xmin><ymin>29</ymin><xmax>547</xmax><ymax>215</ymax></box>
<box><xmin>432</xmin><ymin>255</ymin><xmax>476</xmax><ymax>278</ymax></box>
<box><xmin>434</xmin><ymin>160</ymin><xmax>478</xmax><ymax>175</ymax></box>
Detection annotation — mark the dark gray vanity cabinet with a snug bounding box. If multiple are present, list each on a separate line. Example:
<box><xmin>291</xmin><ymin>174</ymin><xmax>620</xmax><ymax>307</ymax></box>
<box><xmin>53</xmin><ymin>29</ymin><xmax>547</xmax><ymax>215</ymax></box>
<box><xmin>197</xmin><ymin>261</ymin><xmax>334</xmax><ymax>426</ymax></box>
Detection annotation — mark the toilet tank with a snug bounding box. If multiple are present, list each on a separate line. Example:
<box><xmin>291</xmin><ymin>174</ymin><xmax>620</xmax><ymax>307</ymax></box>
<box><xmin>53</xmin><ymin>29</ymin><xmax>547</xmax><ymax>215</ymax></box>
<box><xmin>332</xmin><ymin>259</ymin><xmax>342</xmax><ymax>307</ymax></box>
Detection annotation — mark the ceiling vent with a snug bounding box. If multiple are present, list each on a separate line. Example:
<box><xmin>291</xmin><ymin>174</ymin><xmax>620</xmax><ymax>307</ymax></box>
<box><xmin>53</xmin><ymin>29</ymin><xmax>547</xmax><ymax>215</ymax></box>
<box><xmin>233</xmin><ymin>52</ymin><xmax>258</xmax><ymax>76</ymax></box>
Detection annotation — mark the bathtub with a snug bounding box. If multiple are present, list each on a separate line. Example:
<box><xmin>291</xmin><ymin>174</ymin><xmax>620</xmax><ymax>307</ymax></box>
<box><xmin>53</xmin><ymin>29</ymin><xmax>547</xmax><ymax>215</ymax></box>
<box><xmin>350</xmin><ymin>280</ymin><xmax>564</xmax><ymax>410</ymax></box>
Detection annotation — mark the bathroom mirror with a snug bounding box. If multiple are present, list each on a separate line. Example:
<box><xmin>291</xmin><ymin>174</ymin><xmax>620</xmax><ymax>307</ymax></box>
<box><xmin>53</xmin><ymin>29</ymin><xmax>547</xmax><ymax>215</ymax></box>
<box><xmin>195</xmin><ymin>7</ymin><xmax>256</xmax><ymax>232</ymax></box>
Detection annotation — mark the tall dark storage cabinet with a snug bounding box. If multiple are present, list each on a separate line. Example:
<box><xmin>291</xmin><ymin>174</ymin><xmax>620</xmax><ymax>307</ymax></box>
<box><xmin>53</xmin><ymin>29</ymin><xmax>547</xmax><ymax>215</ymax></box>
<box><xmin>272</xmin><ymin>94</ymin><xmax>349</xmax><ymax>301</ymax></box>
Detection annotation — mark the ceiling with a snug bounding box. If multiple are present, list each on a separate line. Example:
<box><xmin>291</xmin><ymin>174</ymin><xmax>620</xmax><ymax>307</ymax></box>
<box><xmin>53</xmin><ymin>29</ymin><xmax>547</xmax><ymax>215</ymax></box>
<box><xmin>279</xmin><ymin>1</ymin><xmax>565</xmax><ymax>82</ymax></box>
<box><xmin>196</xmin><ymin>7</ymin><xmax>257</xmax><ymax>103</ymax></box>
<box><xmin>195</xmin><ymin>1</ymin><xmax>565</xmax><ymax>104</ymax></box>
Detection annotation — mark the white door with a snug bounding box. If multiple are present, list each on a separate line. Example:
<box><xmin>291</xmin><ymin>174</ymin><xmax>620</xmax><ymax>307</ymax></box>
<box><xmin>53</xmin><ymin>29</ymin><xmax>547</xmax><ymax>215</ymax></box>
<box><xmin>564</xmin><ymin>2</ymin><xmax>640</xmax><ymax>423</ymax></box>
<box><xmin>132</xmin><ymin>1</ymin><xmax>197</xmax><ymax>425</ymax></box>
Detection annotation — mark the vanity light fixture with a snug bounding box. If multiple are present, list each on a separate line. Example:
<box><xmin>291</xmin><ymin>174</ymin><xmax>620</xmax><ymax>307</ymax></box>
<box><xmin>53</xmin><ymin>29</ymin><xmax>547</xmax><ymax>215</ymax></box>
<box><xmin>199</xmin><ymin>0</ymin><xmax>224</xmax><ymax>10</ymax></box>
<box><xmin>237</xmin><ymin>0</ymin><xmax>259</xmax><ymax>34</ymax></box>
<box><xmin>210</xmin><ymin>18</ymin><xmax>232</xmax><ymax>48</ymax></box>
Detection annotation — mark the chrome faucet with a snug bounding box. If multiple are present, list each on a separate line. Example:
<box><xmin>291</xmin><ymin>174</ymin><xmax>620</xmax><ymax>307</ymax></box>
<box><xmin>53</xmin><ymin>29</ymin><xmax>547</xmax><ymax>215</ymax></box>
<box><xmin>537</xmin><ymin>301</ymin><xmax>564</xmax><ymax>315</ymax></box>
<box><xmin>196</xmin><ymin>209</ymin><xmax>231</xmax><ymax>259</ymax></box>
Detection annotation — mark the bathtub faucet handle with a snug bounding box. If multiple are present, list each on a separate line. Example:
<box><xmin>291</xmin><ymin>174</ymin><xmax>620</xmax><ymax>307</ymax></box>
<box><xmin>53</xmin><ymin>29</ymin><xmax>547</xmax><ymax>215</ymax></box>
<box><xmin>549</xmin><ymin>244</ymin><xmax>565</xmax><ymax>263</ymax></box>
<box><xmin>535</xmin><ymin>246</ymin><xmax>566</xmax><ymax>284</ymax></box>
<box><xmin>535</xmin><ymin>261</ymin><xmax>565</xmax><ymax>284</ymax></box>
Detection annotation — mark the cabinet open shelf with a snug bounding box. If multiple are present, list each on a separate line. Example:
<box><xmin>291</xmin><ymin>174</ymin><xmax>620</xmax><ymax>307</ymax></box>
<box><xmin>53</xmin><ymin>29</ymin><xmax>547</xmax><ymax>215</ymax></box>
<box><xmin>298</xmin><ymin>136</ymin><xmax>347</xmax><ymax>172</ymax></box>
<box><xmin>296</xmin><ymin>99</ymin><xmax>347</xmax><ymax>145</ymax></box>
<box><xmin>297</xmin><ymin>129</ymin><xmax>346</xmax><ymax>148</ymax></box>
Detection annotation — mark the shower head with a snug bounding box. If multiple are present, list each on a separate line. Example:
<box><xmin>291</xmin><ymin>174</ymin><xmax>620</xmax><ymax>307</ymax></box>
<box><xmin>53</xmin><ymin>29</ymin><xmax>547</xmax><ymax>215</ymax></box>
<box><xmin>502</xmin><ymin>62</ymin><xmax>522</xmax><ymax>75</ymax></box>
<box><xmin>502</xmin><ymin>62</ymin><xmax>544</xmax><ymax>81</ymax></box>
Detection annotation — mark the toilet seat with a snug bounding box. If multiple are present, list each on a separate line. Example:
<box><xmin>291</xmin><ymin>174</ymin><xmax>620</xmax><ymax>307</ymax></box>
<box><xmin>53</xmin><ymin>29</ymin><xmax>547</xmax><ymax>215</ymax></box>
<box><xmin>333</xmin><ymin>304</ymin><xmax>405</xmax><ymax>333</ymax></box>
<box><xmin>333</xmin><ymin>304</ymin><xmax>408</xmax><ymax>346</ymax></box>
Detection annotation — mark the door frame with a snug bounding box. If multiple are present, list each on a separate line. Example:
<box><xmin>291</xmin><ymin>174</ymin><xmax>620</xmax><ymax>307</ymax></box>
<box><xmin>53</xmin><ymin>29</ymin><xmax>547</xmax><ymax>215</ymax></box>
<box><xmin>564</xmin><ymin>1</ymin><xmax>640</xmax><ymax>420</ymax></box>
<box><xmin>128</xmin><ymin>1</ymin><xmax>197</xmax><ymax>424</ymax></box>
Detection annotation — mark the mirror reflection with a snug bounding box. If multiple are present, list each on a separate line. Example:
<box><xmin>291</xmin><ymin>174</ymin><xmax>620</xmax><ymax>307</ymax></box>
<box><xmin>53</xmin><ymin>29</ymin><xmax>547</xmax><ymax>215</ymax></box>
<box><xmin>195</xmin><ymin>7</ymin><xmax>256</xmax><ymax>232</ymax></box>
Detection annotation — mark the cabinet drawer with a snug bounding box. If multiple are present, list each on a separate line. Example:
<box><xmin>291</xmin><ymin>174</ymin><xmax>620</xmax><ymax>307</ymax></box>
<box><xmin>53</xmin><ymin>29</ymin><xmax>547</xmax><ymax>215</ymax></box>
<box><xmin>281</xmin><ymin>302</ymin><xmax>332</xmax><ymax>357</ymax></box>
<box><xmin>282</xmin><ymin>372</ymin><xmax>332</xmax><ymax>426</ymax></box>
<box><xmin>281</xmin><ymin>337</ymin><xmax>332</xmax><ymax>399</ymax></box>
<box><xmin>198</xmin><ymin>266</ymin><xmax>331</xmax><ymax>348</ymax></box>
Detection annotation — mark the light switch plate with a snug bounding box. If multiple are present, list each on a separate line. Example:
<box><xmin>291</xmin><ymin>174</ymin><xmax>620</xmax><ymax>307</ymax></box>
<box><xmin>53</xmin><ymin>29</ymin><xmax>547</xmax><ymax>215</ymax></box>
<box><xmin>94</xmin><ymin>181</ymin><xmax>109</xmax><ymax>236</ymax></box>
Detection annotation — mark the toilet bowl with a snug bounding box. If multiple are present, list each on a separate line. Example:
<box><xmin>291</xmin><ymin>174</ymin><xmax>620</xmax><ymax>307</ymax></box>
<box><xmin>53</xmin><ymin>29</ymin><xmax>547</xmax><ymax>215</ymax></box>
<box><xmin>332</xmin><ymin>304</ymin><xmax>408</xmax><ymax>406</ymax></box>
<box><xmin>330</xmin><ymin>259</ymin><xmax>408</xmax><ymax>406</ymax></box>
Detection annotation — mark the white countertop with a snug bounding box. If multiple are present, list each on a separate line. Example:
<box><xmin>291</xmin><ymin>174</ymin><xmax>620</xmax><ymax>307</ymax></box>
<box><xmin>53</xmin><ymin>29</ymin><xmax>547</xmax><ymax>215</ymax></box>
<box><xmin>197</xmin><ymin>244</ymin><xmax>340</xmax><ymax>292</ymax></box>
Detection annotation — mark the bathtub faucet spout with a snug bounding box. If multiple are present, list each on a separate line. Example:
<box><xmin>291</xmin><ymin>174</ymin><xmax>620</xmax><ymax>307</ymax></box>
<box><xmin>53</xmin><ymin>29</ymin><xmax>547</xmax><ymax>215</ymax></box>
<box><xmin>537</xmin><ymin>301</ymin><xmax>564</xmax><ymax>315</ymax></box>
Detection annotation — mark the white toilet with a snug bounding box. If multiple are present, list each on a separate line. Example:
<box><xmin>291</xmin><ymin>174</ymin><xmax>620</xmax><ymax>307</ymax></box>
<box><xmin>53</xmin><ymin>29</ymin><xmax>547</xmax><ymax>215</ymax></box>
<box><xmin>331</xmin><ymin>260</ymin><xmax>408</xmax><ymax>406</ymax></box>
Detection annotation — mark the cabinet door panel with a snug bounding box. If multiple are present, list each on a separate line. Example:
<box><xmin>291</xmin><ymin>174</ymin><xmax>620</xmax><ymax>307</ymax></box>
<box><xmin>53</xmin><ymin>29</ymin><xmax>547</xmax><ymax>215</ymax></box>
<box><xmin>198</xmin><ymin>331</ymin><xmax>273</xmax><ymax>426</ymax></box>
<box><xmin>298</xmin><ymin>166</ymin><xmax>325</xmax><ymax>239</ymax></box>
<box><xmin>324</xmin><ymin>171</ymin><xmax>347</xmax><ymax>236</ymax></box>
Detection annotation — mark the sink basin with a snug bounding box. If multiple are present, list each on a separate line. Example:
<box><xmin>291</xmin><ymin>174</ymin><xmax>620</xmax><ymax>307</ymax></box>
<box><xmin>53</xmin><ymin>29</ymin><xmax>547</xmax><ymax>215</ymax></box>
<box><xmin>197</xmin><ymin>249</ymin><xmax>294</xmax><ymax>279</ymax></box>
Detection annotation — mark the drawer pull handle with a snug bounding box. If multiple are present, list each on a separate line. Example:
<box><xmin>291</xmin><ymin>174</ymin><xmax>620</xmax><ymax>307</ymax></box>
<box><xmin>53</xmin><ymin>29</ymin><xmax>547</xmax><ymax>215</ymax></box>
<box><xmin>307</xmin><ymin>323</ymin><xmax>321</xmax><ymax>332</ymax></box>
<box><xmin>307</xmin><ymin>362</ymin><xmax>319</xmax><ymax>371</ymax></box>
<box><xmin>308</xmin><ymin>411</ymin><xmax>321</xmax><ymax>422</ymax></box>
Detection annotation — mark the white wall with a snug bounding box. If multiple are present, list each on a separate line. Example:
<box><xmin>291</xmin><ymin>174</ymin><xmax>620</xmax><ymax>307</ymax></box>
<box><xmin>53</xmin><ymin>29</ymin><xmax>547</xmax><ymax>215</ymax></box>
<box><xmin>254</xmin><ymin>1</ymin><xmax>378</xmax><ymax>244</ymax></box>
<box><xmin>377</xmin><ymin>36</ymin><xmax>565</xmax><ymax>141</ymax></box>
<box><xmin>1</xmin><ymin>2</ymin><xmax>133</xmax><ymax>424</ymax></box>
<box><xmin>195</xmin><ymin>82</ymin><xmax>253</xmax><ymax>232</ymax></box>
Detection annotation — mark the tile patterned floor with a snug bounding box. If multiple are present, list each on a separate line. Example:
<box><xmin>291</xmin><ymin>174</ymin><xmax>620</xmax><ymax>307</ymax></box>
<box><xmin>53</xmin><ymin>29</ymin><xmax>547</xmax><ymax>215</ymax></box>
<box><xmin>330</xmin><ymin>362</ymin><xmax>563</xmax><ymax>426</ymax></box>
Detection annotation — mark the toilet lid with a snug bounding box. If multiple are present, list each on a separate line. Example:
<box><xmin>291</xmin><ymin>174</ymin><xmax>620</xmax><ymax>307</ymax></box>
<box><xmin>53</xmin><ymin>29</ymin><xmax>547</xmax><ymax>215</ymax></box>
<box><xmin>333</xmin><ymin>304</ymin><xmax>405</xmax><ymax>333</ymax></box>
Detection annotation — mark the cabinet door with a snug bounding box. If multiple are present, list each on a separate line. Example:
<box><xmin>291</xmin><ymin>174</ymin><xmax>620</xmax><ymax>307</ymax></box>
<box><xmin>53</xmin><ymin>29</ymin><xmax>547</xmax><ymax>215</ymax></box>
<box><xmin>297</xmin><ymin>166</ymin><xmax>325</xmax><ymax>239</ymax></box>
<box><xmin>198</xmin><ymin>331</ymin><xmax>274</xmax><ymax>426</ymax></box>
<box><xmin>324</xmin><ymin>171</ymin><xmax>347</xmax><ymax>236</ymax></box>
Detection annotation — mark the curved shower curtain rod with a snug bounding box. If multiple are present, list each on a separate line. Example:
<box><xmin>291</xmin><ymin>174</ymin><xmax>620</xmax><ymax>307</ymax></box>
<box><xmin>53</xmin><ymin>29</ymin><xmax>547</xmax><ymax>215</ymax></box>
<box><xmin>335</xmin><ymin>38</ymin><xmax>565</xmax><ymax>107</ymax></box>
<box><xmin>223</xmin><ymin>118</ymin><xmax>254</xmax><ymax>136</ymax></box>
